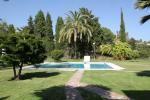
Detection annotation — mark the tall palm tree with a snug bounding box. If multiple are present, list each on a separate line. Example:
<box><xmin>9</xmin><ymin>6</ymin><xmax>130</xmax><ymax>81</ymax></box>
<box><xmin>59</xmin><ymin>11</ymin><xmax>93</xmax><ymax>58</ymax></box>
<box><xmin>135</xmin><ymin>0</ymin><xmax>150</xmax><ymax>24</ymax></box>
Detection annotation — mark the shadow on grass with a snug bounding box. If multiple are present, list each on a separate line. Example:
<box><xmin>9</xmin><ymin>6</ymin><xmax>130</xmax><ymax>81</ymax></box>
<box><xmin>77</xmin><ymin>87</ymin><xmax>106</xmax><ymax>100</ymax></box>
<box><xmin>0</xmin><ymin>96</ymin><xmax>10</xmax><ymax>100</ymax></box>
<box><xmin>136</xmin><ymin>70</ymin><xmax>150</xmax><ymax>77</ymax></box>
<box><xmin>123</xmin><ymin>90</ymin><xmax>150</xmax><ymax>100</ymax></box>
<box><xmin>0</xmin><ymin>66</ymin><xmax>11</xmax><ymax>70</ymax></box>
<box><xmin>20</xmin><ymin>72</ymin><xmax>60</xmax><ymax>80</ymax></box>
<box><xmin>34</xmin><ymin>85</ymin><xmax>66</xmax><ymax>100</ymax></box>
<box><xmin>33</xmin><ymin>85</ymin><xmax>107</xmax><ymax>100</ymax></box>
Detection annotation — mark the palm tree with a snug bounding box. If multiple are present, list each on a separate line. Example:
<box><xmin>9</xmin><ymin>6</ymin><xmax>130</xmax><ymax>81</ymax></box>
<box><xmin>59</xmin><ymin>11</ymin><xmax>93</xmax><ymax>58</ymax></box>
<box><xmin>135</xmin><ymin>0</ymin><xmax>150</xmax><ymax>24</ymax></box>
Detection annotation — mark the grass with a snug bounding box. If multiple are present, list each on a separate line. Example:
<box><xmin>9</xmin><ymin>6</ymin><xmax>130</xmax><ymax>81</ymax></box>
<box><xmin>0</xmin><ymin>69</ymin><xmax>74</xmax><ymax>100</ymax></box>
<box><xmin>81</xmin><ymin>59</ymin><xmax>150</xmax><ymax>100</ymax></box>
<box><xmin>0</xmin><ymin>58</ymin><xmax>150</xmax><ymax>100</ymax></box>
<box><xmin>77</xmin><ymin>88</ymin><xmax>105</xmax><ymax>100</ymax></box>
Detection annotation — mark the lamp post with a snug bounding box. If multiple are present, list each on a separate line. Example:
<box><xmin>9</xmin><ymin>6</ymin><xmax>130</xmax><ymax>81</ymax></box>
<box><xmin>93</xmin><ymin>42</ymin><xmax>95</xmax><ymax>60</ymax></box>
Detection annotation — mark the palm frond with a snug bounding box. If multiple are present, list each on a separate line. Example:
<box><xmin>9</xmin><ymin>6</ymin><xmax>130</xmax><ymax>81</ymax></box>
<box><xmin>135</xmin><ymin>0</ymin><xmax>150</xmax><ymax>9</ymax></box>
<box><xmin>140</xmin><ymin>14</ymin><xmax>150</xmax><ymax>24</ymax></box>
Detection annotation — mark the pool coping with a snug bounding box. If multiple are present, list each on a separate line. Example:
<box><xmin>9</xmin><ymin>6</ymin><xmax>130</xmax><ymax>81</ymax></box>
<box><xmin>23</xmin><ymin>62</ymin><xmax>125</xmax><ymax>71</ymax></box>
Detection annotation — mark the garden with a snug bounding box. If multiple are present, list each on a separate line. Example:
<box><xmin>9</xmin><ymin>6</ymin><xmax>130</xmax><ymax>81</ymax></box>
<box><xmin>0</xmin><ymin>0</ymin><xmax>150</xmax><ymax>100</ymax></box>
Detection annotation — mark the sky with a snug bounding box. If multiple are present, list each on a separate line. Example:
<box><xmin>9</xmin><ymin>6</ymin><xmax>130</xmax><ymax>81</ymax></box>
<box><xmin>0</xmin><ymin>0</ymin><xmax>149</xmax><ymax>41</ymax></box>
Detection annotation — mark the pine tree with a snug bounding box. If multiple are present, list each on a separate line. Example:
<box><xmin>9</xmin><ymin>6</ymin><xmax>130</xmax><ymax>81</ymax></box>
<box><xmin>55</xmin><ymin>17</ymin><xmax>64</xmax><ymax>42</ymax></box>
<box><xmin>34</xmin><ymin>10</ymin><xmax>45</xmax><ymax>37</ymax></box>
<box><xmin>55</xmin><ymin>17</ymin><xmax>65</xmax><ymax>49</ymax></box>
<box><xmin>45</xmin><ymin>13</ymin><xmax>54</xmax><ymax>40</ymax></box>
<box><xmin>28</xmin><ymin>16</ymin><xmax>34</xmax><ymax>34</ymax></box>
<box><xmin>119</xmin><ymin>9</ymin><xmax>126</xmax><ymax>42</ymax></box>
<box><xmin>45</xmin><ymin>13</ymin><xmax>54</xmax><ymax>51</ymax></box>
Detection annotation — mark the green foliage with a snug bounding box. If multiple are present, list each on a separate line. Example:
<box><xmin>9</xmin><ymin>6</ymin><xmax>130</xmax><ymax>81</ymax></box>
<box><xmin>119</xmin><ymin>9</ymin><xmax>126</xmax><ymax>42</ymax></box>
<box><xmin>128</xmin><ymin>38</ymin><xmax>136</xmax><ymax>50</ymax></box>
<box><xmin>79</xmin><ymin>8</ymin><xmax>102</xmax><ymax>47</ymax></box>
<box><xmin>42</xmin><ymin>36</ymin><xmax>54</xmax><ymax>53</ymax></box>
<box><xmin>34</xmin><ymin>10</ymin><xmax>46</xmax><ymax>37</ymax></box>
<box><xmin>99</xmin><ymin>44</ymin><xmax>112</xmax><ymax>56</ymax></box>
<box><xmin>132</xmin><ymin>50</ymin><xmax>140</xmax><ymax>59</ymax></box>
<box><xmin>135</xmin><ymin>0</ymin><xmax>150</xmax><ymax>24</ymax></box>
<box><xmin>137</xmin><ymin>44</ymin><xmax>150</xmax><ymax>58</ymax></box>
<box><xmin>55</xmin><ymin>17</ymin><xmax>64</xmax><ymax>41</ymax></box>
<box><xmin>101</xmin><ymin>27</ymin><xmax>115</xmax><ymax>44</ymax></box>
<box><xmin>59</xmin><ymin>10</ymin><xmax>93</xmax><ymax>43</ymax></box>
<box><xmin>0</xmin><ymin>33</ymin><xmax>47</xmax><ymax>79</ymax></box>
<box><xmin>51</xmin><ymin>50</ymin><xmax>64</xmax><ymax>61</ymax></box>
<box><xmin>55</xmin><ymin>17</ymin><xmax>67</xmax><ymax>50</ymax></box>
<box><xmin>59</xmin><ymin>9</ymin><xmax>93</xmax><ymax>58</ymax></box>
<box><xmin>45</xmin><ymin>13</ymin><xmax>54</xmax><ymax>51</ymax></box>
<box><xmin>27</xmin><ymin>16</ymin><xmax>34</xmax><ymax>34</ymax></box>
<box><xmin>8</xmin><ymin>24</ymin><xmax>15</xmax><ymax>34</ymax></box>
<box><xmin>112</xmin><ymin>42</ymin><xmax>133</xmax><ymax>60</ymax></box>
<box><xmin>45</xmin><ymin>13</ymin><xmax>54</xmax><ymax>40</ymax></box>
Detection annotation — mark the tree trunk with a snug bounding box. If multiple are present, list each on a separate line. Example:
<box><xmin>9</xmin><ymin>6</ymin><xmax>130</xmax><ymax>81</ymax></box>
<box><xmin>75</xmin><ymin>42</ymin><xmax>77</xmax><ymax>59</ymax></box>
<box><xmin>12</xmin><ymin>64</ymin><xmax>17</xmax><ymax>79</ymax></box>
<box><xmin>17</xmin><ymin>62</ymin><xmax>23</xmax><ymax>80</ymax></box>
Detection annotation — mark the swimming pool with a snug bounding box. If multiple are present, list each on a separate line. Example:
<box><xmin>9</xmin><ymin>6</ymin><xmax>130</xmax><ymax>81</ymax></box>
<box><xmin>34</xmin><ymin>62</ymin><xmax>113</xmax><ymax>70</ymax></box>
<box><xmin>24</xmin><ymin>62</ymin><xmax>124</xmax><ymax>70</ymax></box>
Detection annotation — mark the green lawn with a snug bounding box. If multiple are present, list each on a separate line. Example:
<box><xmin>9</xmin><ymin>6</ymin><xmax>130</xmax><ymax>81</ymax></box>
<box><xmin>81</xmin><ymin>59</ymin><xmax>150</xmax><ymax>100</ymax></box>
<box><xmin>0</xmin><ymin>69</ymin><xmax>74</xmax><ymax>100</ymax></box>
<box><xmin>0</xmin><ymin>59</ymin><xmax>150</xmax><ymax>100</ymax></box>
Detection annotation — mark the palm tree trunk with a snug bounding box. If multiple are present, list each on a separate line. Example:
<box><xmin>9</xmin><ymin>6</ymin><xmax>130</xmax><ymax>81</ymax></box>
<box><xmin>75</xmin><ymin>42</ymin><xmax>77</xmax><ymax>59</ymax></box>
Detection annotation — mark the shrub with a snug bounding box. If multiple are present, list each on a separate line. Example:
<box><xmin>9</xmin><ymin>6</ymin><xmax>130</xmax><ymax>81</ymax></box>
<box><xmin>98</xmin><ymin>44</ymin><xmax>112</xmax><ymax>56</ymax></box>
<box><xmin>132</xmin><ymin>50</ymin><xmax>140</xmax><ymax>59</ymax></box>
<box><xmin>112</xmin><ymin>42</ymin><xmax>133</xmax><ymax>60</ymax></box>
<box><xmin>51</xmin><ymin>50</ymin><xmax>64</xmax><ymax>61</ymax></box>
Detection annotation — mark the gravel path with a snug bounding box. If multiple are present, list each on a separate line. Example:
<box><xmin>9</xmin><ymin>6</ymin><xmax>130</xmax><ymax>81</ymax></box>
<box><xmin>65</xmin><ymin>70</ymin><xmax>84</xmax><ymax>100</ymax></box>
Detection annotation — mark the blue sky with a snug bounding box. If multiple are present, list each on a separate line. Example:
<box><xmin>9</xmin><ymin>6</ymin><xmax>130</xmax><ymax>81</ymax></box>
<box><xmin>0</xmin><ymin>0</ymin><xmax>149</xmax><ymax>41</ymax></box>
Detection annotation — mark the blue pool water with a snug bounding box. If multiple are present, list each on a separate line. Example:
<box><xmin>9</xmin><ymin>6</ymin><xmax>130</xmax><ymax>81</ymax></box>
<box><xmin>35</xmin><ymin>63</ymin><xmax>112</xmax><ymax>69</ymax></box>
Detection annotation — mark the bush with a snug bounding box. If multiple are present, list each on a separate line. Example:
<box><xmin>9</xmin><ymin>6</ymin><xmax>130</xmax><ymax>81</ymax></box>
<box><xmin>98</xmin><ymin>44</ymin><xmax>112</xmax><ymax>56</ymax></box>
<box><xmin>132</xmin><ymin>50</ymin><xmax>140</xmax><ymax>59</ymax></box>
<box><xmin>139</xmin><ymin>49</ymin><xmax>149</xmax><ymax>58</ymax></box>
<box><xmin>112</xmin><ymin>42</ymin><xmax>133</xmax><ymax>60</ymax></box>
<box><xmin>51</xmin><ymin>50</ymin><xmax>64</xmax><ymax>61</ymax></box>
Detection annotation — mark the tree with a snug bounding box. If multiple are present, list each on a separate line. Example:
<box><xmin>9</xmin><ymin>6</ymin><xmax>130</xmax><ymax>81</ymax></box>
<box><xmin>55</xmin><ymin>17</ymin><xmax>64</xmax><ymax>41</ymax></box>
<box><xmin>8</xmin><ymin>24</ymin><xmax>15</xmax><ymax>34</ymax></box>
<box><xmin>45</xmin><ymin>13</ymin><xmax>53</xmax><ymax>40</ymax></box>
<box><xmin>79</xmin><ymin>8</ymin><xmax>103</xmax><ymax>54</ymax></box>
<box><xmin>34</xmin><ymin>10</ymin><xmax>46</xmax><ymax>37</ymax></box>
<box><xmin>45</xmin><ymin>13</ymin><xmax>54</xmax><ymax>51</ymax></box>
<box><xmin>128</xmin><ymin>38</ymin><xmax>136</xmax><ymax>50</ymax></box>
<box><xmin>119</xmin><ymin>9</ymin><xmax>126</xmax><ymax>42</ymax></box>
<box><xmin>101</xmin><ymin>27</ymin><xmax>115</xmax><ymax>44</ymax></box>
<box><xmin>0</xmin><ymin>33</ymin><xmax>47</xmax><ymax>79</ymax></box>
<box><xmin>135</xmin><ymin>0</ymin><xmax>150</xmax><ymax>24</ymax></box>
<box><xmin>59</xmin><ymin>10</ymin><xmax>93</xmax><ymax>58</ymax></box>
<box><xmin>27</xmin><ymin>16</ymin><xmax>34</xmax><ymax>34</ymax></box>
<box><xmin>55</xmin><ymin>17</ymin><xmax>66</xmax><ymax>49</ymax></box>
